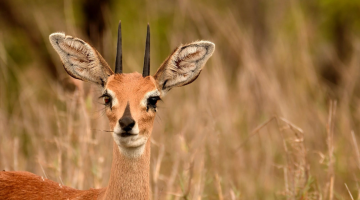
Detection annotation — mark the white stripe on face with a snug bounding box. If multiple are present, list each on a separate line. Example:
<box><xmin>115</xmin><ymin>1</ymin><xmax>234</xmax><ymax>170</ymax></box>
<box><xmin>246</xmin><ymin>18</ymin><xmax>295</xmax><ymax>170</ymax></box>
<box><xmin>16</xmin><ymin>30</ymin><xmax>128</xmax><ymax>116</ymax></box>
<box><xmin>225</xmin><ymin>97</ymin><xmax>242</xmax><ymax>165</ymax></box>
<box><xmin>104</xmin><ymin>89</ymin><xmax>119</xmax><ymax>107</ymax></box>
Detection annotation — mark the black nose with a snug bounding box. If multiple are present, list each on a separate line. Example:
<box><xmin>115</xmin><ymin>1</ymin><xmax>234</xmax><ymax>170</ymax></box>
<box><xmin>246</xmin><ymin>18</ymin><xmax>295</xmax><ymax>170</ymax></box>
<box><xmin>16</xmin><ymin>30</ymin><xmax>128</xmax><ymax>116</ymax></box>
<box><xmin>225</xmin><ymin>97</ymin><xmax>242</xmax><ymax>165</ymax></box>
<box><xmin>119</xmin><ymin>116</ymin><xmax>135</xmax><ymax>131</ymax></box>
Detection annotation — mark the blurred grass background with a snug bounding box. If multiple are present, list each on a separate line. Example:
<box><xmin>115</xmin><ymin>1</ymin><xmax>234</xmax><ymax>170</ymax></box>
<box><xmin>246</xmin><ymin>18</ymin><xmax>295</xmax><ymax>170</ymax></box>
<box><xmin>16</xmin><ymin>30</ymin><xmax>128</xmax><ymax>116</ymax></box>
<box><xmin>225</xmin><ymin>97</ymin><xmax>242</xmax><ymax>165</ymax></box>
<box><xmin>1</xmin><ymin>0</ymin><xmax>360</xmax><ymax>199</ymax></box>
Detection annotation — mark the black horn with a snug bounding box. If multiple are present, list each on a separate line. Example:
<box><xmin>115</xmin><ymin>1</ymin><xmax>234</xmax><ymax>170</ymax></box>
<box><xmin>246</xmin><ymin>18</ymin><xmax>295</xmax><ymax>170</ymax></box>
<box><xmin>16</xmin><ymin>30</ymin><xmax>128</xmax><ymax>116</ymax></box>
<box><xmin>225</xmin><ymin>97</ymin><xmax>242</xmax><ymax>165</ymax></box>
<box><xmin>115</xmin><ymin>21</ymin><xmax>122</xmax><ymax>74</ymax></box>
<box><xmin>142</xmin><ymin>24</ymin><xmax>150</xmax><ymax>77</ymax></box>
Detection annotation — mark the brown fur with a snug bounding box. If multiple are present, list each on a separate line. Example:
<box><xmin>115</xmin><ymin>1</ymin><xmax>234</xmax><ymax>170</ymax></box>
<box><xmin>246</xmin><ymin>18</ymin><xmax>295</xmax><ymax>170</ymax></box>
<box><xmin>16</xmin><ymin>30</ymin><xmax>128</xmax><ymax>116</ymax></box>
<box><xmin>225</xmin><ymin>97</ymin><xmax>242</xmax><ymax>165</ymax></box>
<box><xmin>105</xmin><ymin>73</ymin><xmax>157</xmax><ymax>134</ymax></box>
<box><xmin>0</xmin><ymin>171</ymin><xmax>104</xmax><ymax>200</ymax></box>
<box><xmin>101</xmin><ymin>73</ymin><xmax>156</xmax><ymax>199</ymax></box>
<box><xmin>99</xmin><ymin>141</ymin><xmax>151</xmax><ymax>200</ymax></box>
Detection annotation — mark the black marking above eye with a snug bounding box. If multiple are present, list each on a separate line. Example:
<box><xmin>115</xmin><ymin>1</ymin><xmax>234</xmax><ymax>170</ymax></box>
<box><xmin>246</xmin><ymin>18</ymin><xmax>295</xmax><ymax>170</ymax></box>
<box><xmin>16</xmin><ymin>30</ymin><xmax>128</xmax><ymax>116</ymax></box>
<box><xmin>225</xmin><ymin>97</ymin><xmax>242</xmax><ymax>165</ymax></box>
<box><xmin>147</xmin><ymin>96</ymin><xmax>161</xmax><ymax>112</ymax></box>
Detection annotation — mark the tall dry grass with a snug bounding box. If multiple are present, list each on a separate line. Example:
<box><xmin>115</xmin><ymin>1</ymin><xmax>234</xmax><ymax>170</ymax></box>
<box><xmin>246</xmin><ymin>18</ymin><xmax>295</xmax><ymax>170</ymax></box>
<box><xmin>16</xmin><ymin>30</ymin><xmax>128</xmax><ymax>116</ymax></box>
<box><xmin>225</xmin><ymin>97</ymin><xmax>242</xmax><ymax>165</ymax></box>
<box><xmin>1</xmin><ymin>0</ymin><xmax>360</xmax><ymax>199</ymax></box>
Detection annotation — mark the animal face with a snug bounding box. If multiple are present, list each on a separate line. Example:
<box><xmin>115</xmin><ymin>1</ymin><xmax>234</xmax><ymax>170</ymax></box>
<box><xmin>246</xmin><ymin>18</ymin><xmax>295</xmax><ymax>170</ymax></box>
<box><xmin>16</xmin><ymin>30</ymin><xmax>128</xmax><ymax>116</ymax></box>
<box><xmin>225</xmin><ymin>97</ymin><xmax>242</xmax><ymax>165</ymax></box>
<box><xmin>103</xmin><ymin>73</ymin><xmax>159</xmax><ymax>156</ymax></box>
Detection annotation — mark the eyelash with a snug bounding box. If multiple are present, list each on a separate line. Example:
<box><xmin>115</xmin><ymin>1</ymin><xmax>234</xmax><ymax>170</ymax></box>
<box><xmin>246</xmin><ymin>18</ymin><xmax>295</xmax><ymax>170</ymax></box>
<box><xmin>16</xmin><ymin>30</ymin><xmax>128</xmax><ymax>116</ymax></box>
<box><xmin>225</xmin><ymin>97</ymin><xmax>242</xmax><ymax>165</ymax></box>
<box><xmin>99</xmin><ymin>93</ymin><xmax>112</xmax><ymax>109</ymax></box>
<box><xmin>147</xmin><ymin>96</ymin><xmax>161</xmax><ymax>112</ymax></box>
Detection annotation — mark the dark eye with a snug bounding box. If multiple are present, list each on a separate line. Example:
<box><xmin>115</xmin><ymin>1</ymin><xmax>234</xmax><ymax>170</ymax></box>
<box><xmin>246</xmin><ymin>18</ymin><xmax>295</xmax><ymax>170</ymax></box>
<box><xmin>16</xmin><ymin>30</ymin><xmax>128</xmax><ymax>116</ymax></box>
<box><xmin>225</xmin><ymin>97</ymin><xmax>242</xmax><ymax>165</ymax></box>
<box><xmin>99</xmin><ymin>93</ymin><xmax>112</xmax><ymax>109</ymax></box>
<box><xmin>103</xmin><ymin>96</ymin><xmax>111</xmax><ymax>104</ymax></box>
<box><xmin>147</xmin><ymin>96</ymin><xmax>161</xmax><ymax>111</ymax></box>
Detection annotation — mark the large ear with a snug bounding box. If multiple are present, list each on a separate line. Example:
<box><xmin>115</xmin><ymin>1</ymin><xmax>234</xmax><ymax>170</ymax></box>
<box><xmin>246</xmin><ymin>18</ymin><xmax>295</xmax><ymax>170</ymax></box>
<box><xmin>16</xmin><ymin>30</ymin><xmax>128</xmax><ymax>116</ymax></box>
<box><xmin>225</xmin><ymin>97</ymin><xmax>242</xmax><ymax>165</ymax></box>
<box><xmin>49</xmin><ymin>33</ymin><xmax>114</xmax><ymax>86</ymax></box>
<box><xmin>153</xmin><ymin>41</ymin><xmax>215</xmax><ymax>95</ymax></box>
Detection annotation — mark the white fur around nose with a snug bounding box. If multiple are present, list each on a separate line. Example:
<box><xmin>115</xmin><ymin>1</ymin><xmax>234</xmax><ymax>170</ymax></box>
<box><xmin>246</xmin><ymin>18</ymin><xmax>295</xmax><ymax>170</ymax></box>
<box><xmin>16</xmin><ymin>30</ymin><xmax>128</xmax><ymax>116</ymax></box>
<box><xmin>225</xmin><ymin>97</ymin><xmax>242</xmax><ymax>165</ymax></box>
<box><xmin>111</xmin><ymin>99</ymin><xmax>147</xmax><ymax>158</ymax></box>
<box><xmin>113</xmin><ymin>121</ymin><xmax>147</xmax><ymax>158</ymax></box>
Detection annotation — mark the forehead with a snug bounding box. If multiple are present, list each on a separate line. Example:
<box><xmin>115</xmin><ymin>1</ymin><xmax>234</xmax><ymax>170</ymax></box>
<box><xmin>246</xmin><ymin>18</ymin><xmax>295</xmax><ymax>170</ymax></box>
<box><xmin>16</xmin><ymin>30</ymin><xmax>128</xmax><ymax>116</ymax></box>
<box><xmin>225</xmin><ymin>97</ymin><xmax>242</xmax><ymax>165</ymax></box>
<box><xmin>105</xmin><ymin>72</ymin><xmax>157</xmax><ymax>99</ymax></box>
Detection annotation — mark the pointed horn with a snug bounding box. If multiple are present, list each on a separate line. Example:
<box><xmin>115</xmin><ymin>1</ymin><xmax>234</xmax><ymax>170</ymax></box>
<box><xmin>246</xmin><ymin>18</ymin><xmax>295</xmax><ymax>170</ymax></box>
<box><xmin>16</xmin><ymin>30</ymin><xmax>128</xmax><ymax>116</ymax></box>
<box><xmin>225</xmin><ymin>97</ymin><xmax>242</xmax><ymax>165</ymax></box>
<box><xmin>142</xmin><ymin>24</ymin><xmax>150</xmax><ymax>77</ymax></box>
<box><xmin>115</xmin><ymin>21</ymin><xmax>122</xmax><ymax>74</ymax></box>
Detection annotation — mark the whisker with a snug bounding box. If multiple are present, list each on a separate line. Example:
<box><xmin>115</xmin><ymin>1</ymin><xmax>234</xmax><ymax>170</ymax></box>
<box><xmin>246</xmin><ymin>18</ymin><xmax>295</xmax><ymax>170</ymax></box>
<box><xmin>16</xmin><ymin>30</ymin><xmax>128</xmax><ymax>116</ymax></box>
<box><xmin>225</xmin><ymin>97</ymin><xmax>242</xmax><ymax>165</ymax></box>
<box><xmin>157</xmin><ymin>112</ymin><xmax>163</xmax><ymax>122</ymax></box>
<box><xmin>155</xmin><ymin>110</ymin><xmax>163</xmax><ymax>125</ymax></box>
<box><xmin>92</xmin><ymin>129</ymin><xmax>113</xmax><ymax>133</ymax></box>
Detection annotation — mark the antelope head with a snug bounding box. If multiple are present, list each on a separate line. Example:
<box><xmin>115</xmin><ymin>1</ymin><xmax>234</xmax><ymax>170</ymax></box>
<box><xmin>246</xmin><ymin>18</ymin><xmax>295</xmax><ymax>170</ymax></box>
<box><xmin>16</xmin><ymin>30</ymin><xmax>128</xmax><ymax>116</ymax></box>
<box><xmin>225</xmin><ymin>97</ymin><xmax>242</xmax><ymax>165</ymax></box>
<box><xmin>49</xmin><ymin>22</ymin><xmax>215</xmax><ymax>158</ymax></box>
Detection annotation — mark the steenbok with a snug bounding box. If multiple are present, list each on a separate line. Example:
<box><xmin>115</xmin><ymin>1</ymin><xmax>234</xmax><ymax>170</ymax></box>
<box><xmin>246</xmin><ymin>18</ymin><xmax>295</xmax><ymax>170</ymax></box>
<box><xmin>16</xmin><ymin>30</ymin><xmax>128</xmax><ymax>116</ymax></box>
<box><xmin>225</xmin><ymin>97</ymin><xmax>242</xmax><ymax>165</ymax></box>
<box><xmin>0</xmin><ymin>22</ymin><xmax>215</xmax><ymax>199</ymax></box>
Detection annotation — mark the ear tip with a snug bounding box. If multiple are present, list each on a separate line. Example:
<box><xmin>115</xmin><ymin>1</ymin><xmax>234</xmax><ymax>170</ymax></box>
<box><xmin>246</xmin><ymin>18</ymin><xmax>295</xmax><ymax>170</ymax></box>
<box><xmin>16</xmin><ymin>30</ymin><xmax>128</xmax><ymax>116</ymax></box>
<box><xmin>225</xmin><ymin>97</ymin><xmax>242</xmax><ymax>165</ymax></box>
<box><xmin>191</xmin><ymin>40</ymin><xmax>215</xmax><ymax>50</ymax></box>
<box><xmin>49</xmin><ymin>32</ymin><xmax>65</xmax><ymax>44</ymax></box>
<box><xmin>199</xmin><ymin>40</ymin><xmax>215</xmax><ymax>55</ymax></box>
<box><xmin>201</xmin><ymin>40</ymin><xmax>215</xmax><ymax>48</ymax></box>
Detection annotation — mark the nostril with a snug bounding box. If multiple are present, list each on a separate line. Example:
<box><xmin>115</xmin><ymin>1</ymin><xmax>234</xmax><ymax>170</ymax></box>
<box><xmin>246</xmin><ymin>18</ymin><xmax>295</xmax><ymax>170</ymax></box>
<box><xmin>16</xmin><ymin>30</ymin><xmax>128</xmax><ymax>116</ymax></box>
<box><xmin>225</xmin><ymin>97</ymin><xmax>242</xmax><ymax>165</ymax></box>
<box><xmin>119</xmin><ymin>117</ymin><xmax>135</xmax><ymax>131</ymax></box>
<box><xmin>128</xmin><ymin>120</ymin><xmax>135</xmax><ymax>128</ymax></box>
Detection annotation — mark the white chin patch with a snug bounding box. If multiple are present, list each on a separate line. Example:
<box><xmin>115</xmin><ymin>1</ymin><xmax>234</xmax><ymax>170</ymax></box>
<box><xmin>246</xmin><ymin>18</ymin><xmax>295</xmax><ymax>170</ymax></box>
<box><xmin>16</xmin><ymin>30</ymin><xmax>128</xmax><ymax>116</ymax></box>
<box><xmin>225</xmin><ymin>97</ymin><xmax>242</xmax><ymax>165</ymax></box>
<box><xmin>112</xmin><ymin>123</ymin><xmax>147</xmax><ymax>158</ymax></box>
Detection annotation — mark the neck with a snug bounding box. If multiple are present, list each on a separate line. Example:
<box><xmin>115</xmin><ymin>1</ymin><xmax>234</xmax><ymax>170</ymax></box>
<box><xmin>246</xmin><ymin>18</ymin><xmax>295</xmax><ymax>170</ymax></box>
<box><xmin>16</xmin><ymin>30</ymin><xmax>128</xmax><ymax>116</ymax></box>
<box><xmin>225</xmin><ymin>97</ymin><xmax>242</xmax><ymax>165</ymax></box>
<box><xmin>100</xmin><ymin>141</ymin><xmax>151</xmax><ymax>200</ymax></box>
